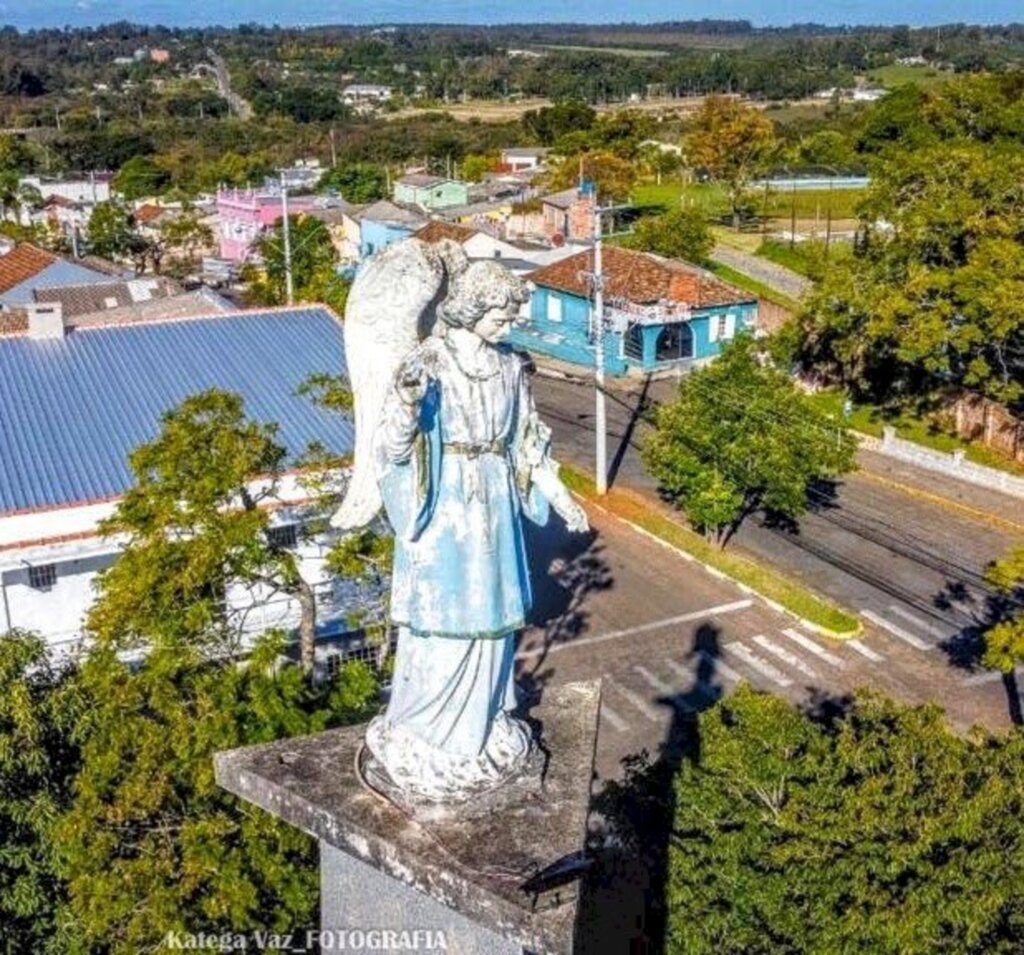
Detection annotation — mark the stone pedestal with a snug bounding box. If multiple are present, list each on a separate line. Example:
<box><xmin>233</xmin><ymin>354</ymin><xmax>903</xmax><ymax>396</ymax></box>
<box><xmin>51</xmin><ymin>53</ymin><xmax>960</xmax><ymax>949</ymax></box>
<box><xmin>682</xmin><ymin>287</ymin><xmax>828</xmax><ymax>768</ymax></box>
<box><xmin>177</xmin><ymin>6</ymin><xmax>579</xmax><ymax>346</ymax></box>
<box><xmin>214</xmin><ymin>681</ymin><xmax>600</xmax><ymax>955</ymax></box>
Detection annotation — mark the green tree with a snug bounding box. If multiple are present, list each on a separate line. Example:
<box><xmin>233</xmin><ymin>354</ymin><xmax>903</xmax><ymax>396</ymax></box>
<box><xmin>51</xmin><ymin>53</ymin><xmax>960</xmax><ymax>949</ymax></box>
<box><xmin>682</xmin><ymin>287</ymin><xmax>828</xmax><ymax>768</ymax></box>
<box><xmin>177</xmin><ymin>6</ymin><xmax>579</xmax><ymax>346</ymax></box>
<box><xmin>664</xmin><ymin>687</ymin><xmax>1024</xmax><ymax>953</ymax></box>
<box><xmin>87</xmin><ymin>389</ymin><xmax>343</xmax><ymax>676</ymax></box>
<box><xmin>247</xmin><ymin>214</ymin><xmax>349</xmax><ymax>315</ymax></box>
<box><xmin>113</xmin><ymin>155</ymin><xmax>169</xmax><ymax>201</ymax></box>
<box><xmin>459</xmin><ymin>152</ymin><xmax>496</xmax><ymax>183</ymax></box>
<box><xmin>55</xmin><ymin>624</ymin><xmax>378</xmax><ymax>953</ymax></box>
<box><xmin>545</xmin><ymin>149</ymin><xmax>637</xmax><ymax>203</ymax></box>
<box><xmin>86</xmin><ymin>200</ymin><xmax>143</xmax><ymax>262</ymax></box>
<box><xmin>643</xmin><ymin>335</ymin><xmax>856</xmax><ymax>546</ymax></box>
<box><xmin>630</xmin><ymin>207</ymin><xmax>713</xmax><ymax>265</ymax></box>
<box><xmin>982</xmin><ymin>546</ymin><xmax>1024</xmax><ymax>674</ymax></box>
<box><xmin>159</xmin><ymin>204</ymin><xmax>214</xmax><ymax>263</ymax></box>
<box><xmin>318</xmin><ymin>162</ymin><xmax>387</xmax><ymax>203</ymax></box>
<box><xmin>684</xmin><ymin>96</ymin><xmax>776</xmax><ymax>229</ymax></box>
<box><xmin>0</xmin><ymin>631</ymin><xmax>78</xmax><ymax>953</ymax></box>
<box><xmin>523</xmin><ymin>100</ymin><xmax>596</xmax><ymax>145</ymax></box>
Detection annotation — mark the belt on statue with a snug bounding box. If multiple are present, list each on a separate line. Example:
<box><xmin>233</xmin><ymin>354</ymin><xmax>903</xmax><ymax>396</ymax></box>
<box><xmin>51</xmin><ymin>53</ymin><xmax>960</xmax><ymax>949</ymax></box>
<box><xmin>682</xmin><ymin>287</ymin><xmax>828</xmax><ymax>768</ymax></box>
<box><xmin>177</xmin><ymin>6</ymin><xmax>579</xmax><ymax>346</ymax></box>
<box><xmin>443</xmin><ymin>440</ymin><xmax>508</xmax><ymax>458</ymax></box>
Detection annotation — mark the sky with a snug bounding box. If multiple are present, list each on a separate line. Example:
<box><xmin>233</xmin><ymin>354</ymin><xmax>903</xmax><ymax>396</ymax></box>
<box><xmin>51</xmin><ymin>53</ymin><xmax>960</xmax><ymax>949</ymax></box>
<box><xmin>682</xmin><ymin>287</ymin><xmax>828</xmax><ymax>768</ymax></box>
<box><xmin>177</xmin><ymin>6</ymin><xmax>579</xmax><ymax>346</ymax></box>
<box><xmin>2</xmin><ymin>0</ymin><xmax>1020</xmax><ymax>31</ymax></box>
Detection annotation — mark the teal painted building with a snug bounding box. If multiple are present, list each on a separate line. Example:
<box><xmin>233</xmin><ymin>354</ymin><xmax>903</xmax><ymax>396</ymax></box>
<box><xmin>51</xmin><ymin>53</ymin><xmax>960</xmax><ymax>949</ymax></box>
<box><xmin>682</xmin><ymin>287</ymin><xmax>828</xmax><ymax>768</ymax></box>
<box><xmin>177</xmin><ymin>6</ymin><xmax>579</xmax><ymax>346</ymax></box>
<box><xmin>511</xmin><ymin>246</ymin><xmax>758</xmax><ymax>376</ymax></box>
<box><xmin>392</xmin><ymin>174</ymin><xmax>470</xmax><ymax>211</ymax></box>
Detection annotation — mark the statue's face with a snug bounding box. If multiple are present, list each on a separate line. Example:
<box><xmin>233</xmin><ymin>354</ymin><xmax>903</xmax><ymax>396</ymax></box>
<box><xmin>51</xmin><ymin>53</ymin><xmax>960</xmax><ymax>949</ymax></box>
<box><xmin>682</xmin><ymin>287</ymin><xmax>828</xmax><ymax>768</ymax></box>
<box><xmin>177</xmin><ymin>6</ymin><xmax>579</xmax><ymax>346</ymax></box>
<box><xmin>474</xmin><ymin>303</ymin><xmax>518</xmax><ymax>344</ymax></box>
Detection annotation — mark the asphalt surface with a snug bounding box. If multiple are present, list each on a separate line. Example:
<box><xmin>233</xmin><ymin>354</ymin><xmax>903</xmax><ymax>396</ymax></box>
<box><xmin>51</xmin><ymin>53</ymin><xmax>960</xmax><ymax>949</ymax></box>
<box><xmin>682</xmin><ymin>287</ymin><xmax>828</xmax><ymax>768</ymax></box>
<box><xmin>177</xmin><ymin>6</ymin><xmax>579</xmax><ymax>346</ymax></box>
<box><xmin>710</xmin><ymin>244</ymin><xmax>813</xmax><ymax>300</ymax></box>
<box><xmin>530</xmin><ymin>371</ymin><xmax>1024</xmax><ymax>728</ymax></box>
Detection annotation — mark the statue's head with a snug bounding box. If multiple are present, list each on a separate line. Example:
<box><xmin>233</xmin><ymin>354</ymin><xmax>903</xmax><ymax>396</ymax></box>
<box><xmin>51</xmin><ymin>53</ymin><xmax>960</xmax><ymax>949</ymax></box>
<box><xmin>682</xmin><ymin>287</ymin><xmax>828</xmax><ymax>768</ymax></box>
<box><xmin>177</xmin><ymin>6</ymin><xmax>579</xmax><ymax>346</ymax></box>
<box><xmin>438</xmin><ymin>261</ymin><xmax>530</xmax><ymax>344</ymax></box>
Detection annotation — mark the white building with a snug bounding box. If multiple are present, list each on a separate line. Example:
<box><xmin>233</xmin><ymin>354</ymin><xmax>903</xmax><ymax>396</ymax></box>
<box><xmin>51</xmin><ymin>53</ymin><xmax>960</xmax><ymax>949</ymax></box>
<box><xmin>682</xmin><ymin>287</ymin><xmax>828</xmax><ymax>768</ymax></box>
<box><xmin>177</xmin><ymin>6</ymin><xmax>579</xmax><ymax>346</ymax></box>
<box><xmin>342</xmin><ymin>84</ymin><xmax>393</xmax><ymax>104</ymax></box>
<box><xmin>21</xmin><ymin>174</ymin><xmax>112</xmax><ymax>205</ymax></box>
<box><xmin>0</xmin><ymin>304</ymin><xmax>369</xmax><ymax>663</ymax></box>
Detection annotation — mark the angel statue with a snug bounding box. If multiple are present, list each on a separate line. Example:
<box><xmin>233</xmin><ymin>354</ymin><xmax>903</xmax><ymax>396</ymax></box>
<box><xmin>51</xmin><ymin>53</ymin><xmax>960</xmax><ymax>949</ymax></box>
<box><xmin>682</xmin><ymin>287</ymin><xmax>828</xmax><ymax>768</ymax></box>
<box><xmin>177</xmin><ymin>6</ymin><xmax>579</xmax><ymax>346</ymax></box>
<box><xmin>331</xmin><ymin>237</ymin><xmax>589</xmax><ymax>805</ymax></box>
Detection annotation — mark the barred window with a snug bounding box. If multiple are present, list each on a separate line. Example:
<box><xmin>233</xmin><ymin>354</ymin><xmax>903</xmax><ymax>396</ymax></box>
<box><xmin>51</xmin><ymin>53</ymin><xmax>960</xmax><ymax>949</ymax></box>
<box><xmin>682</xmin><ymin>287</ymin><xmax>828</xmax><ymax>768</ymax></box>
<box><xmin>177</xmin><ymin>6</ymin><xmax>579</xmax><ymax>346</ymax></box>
<box><xmin>267</xmin><ymin>524</ymin><xmax>298</xmax><ymax>549</ymax></box>
<box><xmin>28</xmin><ymin>563</ymin><xmax>57</xmax><ymax>590</ymax></box>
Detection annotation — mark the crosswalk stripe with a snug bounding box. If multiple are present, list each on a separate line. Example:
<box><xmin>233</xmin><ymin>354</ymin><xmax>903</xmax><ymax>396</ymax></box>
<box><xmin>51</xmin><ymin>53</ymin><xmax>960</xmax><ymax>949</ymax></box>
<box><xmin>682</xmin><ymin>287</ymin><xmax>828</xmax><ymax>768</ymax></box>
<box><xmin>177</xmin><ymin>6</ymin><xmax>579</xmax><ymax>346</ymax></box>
<box><xmin>695</xmin><ymin>651</ymin><xmax>742</xmax><ymax>684</ymax></box>
<box><xmin>753</xmin><ymin>635</ymin><xmax>819</xmax><ymax>680</ymax></box>
<box><xmin>961</xmin><ymin>666</ymin><xmax>1024</xmax><ymax>687</ymax></box>
<box><xmin>887</xmin><ymin>605</ymin><xmax>949</xmax><ymax>640</ymax></box>
<box><xmin>724</xmin><ymin>643</ymin><xmax>793</xmax><ymax>687</ymax></box>
<box><xmin>633</xmin><ymin>664</ymin><xmax>675</xmax><ymax>696</ymax></box>
<box><xmin>605</xmin><ymin>676</ymin><xmax>662</xmax><ymax>722</ymax></box>
<box><xmin>517</xmin><ymin>599</ymin><xmax>754</xmax><ymax>660</ymax></box>
<box><xmin>862</xmin><ymin>610</ymin><xmax>933</xmax><ymax>651</ymax></box>
<box><xmin>599</xmin><ymin>701</ymin><xmax>629</xmax><ymax>732</ymax></box>
<box><xmin>781</xmin><ymin>628</ymin><xmax>845</xmax><ymax>668</ymax></box>
<box><xmin>847</xmin><ymin>639</ymin><xmax>885</xmax><ymax>662</ymax></box>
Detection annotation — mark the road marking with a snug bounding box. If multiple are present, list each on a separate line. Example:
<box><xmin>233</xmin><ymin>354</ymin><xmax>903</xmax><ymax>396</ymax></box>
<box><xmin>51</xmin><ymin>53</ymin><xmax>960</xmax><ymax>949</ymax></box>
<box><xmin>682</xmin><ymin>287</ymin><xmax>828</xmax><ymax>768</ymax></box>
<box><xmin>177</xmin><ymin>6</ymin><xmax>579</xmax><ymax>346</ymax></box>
<box><xmin>847</xmin><ymin>639</ymin><xmax>885</xmax><ymax>662</ymax></box>
<box><xmin>516</xmin><ymin>599</ymin><xmax>754</xmax><ymax>660</ymax></box>
<box><xmin>753</xmin><ymin>635</ymin><xmax>819</xmax><ymax>680</ymax></box>
<box><xmin>724</xmin><ymin>643</ymin><xmax>793</xmax><ymax>687</ymax></box>
<box><xmin>781</xmin><ymin>628</ymin><xmax>846</xmax><ymax>668</ymax></box>
<box><xmin>886</xmin><ymin>605</ymin><xmax>949</xmax><ymax>641</ymax></box>
<box><xmin>599</xmin><ymin>701</ymin><xmax>629</xmax><ymax>732</ymax></box>
<box><xmin>861</xmin><ymin>609</ymin><xmax>933</xmax><ymax>651</ymax></box>
<box><xmin>664</xmin><ymin>657</ymin><xmax>722</xmax><ymax>699</ymax></box>
<box><xmin>605</xmin><ymin>676</ymin><xmax>662</xmax><ymax>722</ymax></box>
<box><xmin>962</xmin><ymin>670</ymin><xmax>1004</xmax><ymax>687</ymax></box>
<box><xmin>857</xmin><ymin>469</ymin><xmax>1024</xmax><ymax>534</ymax></box>
<box><xmin>961</xmin><ymin>667</ymin><xmax>1024</xmax><ymax>687</ymax></box>
<box><xmin>633</xmin><ymin>664</ymin><xmax>675</xmax><ymax>696</ymax></box>
<box><xmin>694</xmin><ymin>651</ymin><xmax>742</xmax><ymax>684</ymax></box>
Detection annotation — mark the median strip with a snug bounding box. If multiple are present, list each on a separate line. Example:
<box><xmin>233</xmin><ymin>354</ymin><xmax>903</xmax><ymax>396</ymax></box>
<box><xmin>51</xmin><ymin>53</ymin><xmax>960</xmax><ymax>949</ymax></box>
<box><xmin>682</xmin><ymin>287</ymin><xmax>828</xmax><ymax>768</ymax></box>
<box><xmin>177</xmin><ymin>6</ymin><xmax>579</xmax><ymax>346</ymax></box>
<box><xmin>560</xmin><ymin>464</ymin><xmax>861</xmax><ymax>638</ymax></box>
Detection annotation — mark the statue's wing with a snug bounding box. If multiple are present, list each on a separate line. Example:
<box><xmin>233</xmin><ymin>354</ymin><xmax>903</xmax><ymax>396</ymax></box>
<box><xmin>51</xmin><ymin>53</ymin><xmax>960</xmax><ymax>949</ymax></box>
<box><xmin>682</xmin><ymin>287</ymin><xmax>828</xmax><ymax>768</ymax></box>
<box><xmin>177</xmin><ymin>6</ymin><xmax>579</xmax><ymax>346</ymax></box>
<box><xmin>331</xmin><ymin>238</ymin><xmax>465</xmax><ymax>530</ymax></box>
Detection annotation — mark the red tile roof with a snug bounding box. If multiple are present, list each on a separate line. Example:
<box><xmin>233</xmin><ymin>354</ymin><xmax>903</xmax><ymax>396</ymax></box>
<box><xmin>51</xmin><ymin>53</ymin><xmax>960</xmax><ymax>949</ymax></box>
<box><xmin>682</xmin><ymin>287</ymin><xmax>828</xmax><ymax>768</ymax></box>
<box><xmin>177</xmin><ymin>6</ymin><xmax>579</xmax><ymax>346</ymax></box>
<box><xmin>413</xmin><ymin>221</ymin><xmax>478</xmax><ymax>244</ymax></box>
<box><xmin>0</xmin><ymin>245</ymin><xmax>56</xmax><ymax>295</ymax></box>
<box><xmin>528</xmin><ymin>245</ymin><xmax>755</xmax><ymax>309</ymax></box>
<box><xmin>134</xmin><ymin>203</ymin><xmax>165</xmax><ymax>224</ymax></box>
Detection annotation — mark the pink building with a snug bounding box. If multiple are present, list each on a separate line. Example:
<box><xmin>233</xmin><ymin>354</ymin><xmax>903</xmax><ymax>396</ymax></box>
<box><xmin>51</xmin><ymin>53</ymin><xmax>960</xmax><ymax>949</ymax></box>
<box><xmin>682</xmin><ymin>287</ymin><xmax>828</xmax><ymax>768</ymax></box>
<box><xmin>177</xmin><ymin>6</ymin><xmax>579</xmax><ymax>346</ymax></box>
<box><xmin>216</xmin><ymin>188</ymin><xmax>317</xmax><ymax>263</ymax></box>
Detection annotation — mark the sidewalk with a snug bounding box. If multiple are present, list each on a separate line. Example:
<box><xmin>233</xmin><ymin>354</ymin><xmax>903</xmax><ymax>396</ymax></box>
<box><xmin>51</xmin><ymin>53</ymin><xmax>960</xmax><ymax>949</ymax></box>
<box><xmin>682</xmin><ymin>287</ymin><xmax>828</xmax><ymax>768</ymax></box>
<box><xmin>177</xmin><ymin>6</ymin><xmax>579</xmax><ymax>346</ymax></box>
<box><xmin>856</xmin><ymin>448</ymin><xmax>1024</xmax><ymax>532</ymax></box>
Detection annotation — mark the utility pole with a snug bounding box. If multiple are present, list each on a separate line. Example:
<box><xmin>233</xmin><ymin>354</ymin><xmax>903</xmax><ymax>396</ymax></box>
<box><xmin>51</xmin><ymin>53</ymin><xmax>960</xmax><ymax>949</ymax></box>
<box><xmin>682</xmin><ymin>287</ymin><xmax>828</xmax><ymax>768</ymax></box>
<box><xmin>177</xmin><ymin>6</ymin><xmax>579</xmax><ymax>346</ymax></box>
<box><xmin>592</xmin><ymin>187</ymin><xmax>608</xmax><ymax>496</ymax></box>
<box><xmin>280</xmin><ymin>177</ymin><xmax>294</xmax><ymax>306</ymax></box>
<box><xmin>329</xmin><ymin>127</ymin><xmax>337</xmax><ymax>167</ymax></box>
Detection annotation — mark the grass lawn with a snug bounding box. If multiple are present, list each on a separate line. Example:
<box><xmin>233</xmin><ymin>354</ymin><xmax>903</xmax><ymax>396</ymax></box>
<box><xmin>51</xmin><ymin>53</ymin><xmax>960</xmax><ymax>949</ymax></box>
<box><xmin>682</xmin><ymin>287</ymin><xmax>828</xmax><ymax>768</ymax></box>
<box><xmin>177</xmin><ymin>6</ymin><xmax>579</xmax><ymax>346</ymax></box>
<box><xmin>561</xmin><ymin>465</ymin><xmax>860</xmax><ymax>636</ymax></box>
<box><xmin>756</xmin><ymin>238</ymin><xmax>855</xmax><ymax>280</ymax></box>
<box><xmin>806</xmin><ymin>390</ymin><xmax>1024</xmax><ymax>478</ymax></box>
<box><xmin>868</xmin><ymin>64</ymin><xmax>952</xmax><ymax>90</ymax></box>
<box><xmin>633</xmin><ymin>181</ymin><xmax>866</xmax><ymax>221</ymax></box>
<box><xmin>705</xmin><ymin>261</ymin><xmax>800</xmax><ymax>311</ymax></box>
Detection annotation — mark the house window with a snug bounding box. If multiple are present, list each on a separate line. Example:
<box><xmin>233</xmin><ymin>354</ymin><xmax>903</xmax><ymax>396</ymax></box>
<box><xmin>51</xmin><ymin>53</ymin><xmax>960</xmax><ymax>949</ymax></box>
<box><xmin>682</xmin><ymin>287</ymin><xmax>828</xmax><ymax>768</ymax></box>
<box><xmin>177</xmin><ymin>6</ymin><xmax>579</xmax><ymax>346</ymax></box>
<box><xmin>710</xmin><ymin>313</ymin><xmax>736</xmax><ymax>343</ymax></box>
<box><xmin>655</xmin><ymin>323</ymin><xmax>694</xmax><ymax>363</ymax></box>
<box><xmin>267</xmin><ymin>524</ymin><xmax>298</xmax><ymax>549</ymax></box>
<box><xmin>28</xmin><ymin>563</ymin><xmax>57</xmax><ymax>590</ymax></box>
<box><xmin>546</xmin><ymin>294</ymin><xmax>563</xmax><ymax>323</ymax></box>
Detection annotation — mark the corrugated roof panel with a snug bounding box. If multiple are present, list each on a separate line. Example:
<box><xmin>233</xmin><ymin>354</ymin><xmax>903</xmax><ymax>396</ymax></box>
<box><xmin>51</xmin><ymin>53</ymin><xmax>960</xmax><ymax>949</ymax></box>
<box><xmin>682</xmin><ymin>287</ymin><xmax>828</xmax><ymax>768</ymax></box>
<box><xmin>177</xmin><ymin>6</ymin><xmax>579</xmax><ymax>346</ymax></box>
<box><xmin>0</xmin><ymin>307</ymin><xmax>354</xmax><ymax>514</ymax></box>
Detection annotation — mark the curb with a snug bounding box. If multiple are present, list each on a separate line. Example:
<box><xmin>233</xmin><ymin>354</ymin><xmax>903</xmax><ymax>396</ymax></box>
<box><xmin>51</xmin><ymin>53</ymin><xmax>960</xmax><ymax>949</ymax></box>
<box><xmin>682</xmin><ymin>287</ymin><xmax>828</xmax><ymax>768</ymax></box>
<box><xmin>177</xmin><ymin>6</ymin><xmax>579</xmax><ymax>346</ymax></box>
<box><xmin>574</xmin><ymin>492</ymin><xmax>862</xmax><ymax>642</ymax></box>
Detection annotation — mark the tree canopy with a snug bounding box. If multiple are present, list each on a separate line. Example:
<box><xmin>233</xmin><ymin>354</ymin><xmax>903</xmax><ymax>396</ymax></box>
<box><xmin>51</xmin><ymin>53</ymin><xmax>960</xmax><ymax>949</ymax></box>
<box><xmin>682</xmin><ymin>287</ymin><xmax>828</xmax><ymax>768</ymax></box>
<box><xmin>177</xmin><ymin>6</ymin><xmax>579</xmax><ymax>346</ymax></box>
<box><xmin>983</xmin><ymin>546</ymin><xmax>1024</xmax><ymax>674</ymax></box>
<box><xmin>643</xmin><ymin>335</ymin><xmax>856</xmax><ymax>545</ymax></box>
<box><xmin>794</xmin><ymin>75</ymin><xmax>1024</xmax><ymax>406</ymax></box>
<box><xmin>317</xmin><ymin>162</ymin><xmax>387</xmax><ymax>204</ymax></box>
<box><xmin>684</xmin><ymin>96</ymin><xmax>776</xmax><ymax>226</ymax></box>
<box><xmin>630</xmin><ymin>206</ymin><xmax>713</xmax><ymax>265</ymax></box>
<box><xmin>666</xmin><ymin>687</ymin><xmax>1024</xmax><ymax>954</ymax></box>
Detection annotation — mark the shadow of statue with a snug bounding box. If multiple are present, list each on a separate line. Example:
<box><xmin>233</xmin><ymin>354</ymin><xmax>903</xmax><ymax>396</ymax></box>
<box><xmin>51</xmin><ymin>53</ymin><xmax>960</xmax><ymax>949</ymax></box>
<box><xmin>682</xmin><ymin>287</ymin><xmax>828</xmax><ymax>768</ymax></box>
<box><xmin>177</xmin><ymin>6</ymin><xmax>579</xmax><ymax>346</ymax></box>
<box><xmin>575</xmin><ymin>622</ymin><xmax>726</xmax><ymax>955</ymax></box>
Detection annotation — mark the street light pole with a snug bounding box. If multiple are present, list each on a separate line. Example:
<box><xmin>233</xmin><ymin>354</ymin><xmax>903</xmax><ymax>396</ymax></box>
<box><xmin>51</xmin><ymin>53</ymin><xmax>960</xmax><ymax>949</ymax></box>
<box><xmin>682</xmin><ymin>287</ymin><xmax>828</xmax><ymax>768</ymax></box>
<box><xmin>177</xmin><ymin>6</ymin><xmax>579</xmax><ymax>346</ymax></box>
<box><xmin>280</xmin><ymin>176</ymin><xmax>295</xmax><ymax>306</ymax></box>
<box><xmin>592</xmin><ymin>191</ymin><xmax>608</xmax><ymax>496</ymax></box>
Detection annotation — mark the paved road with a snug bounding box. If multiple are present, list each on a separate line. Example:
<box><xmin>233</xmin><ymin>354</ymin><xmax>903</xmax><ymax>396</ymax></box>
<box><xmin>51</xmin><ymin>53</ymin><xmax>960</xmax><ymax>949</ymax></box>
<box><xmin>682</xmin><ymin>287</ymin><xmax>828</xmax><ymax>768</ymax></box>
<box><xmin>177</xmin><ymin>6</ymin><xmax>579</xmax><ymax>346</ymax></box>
<box><xmin>532</xmin><ymin>372</ymin><xmax>1024</xmax><ymax>723</ymax></box>
<box><xmin>711</xmin><ymin>244</ymin><xmax>812</xmax><ymax>301</ymax></box>
<box><xmin>520</xmin><ymin>507</ymin><xmax>1014</xmax><ymax>781</ymax></box>
<box><xmin>519</xmin><ymin>503</ymin><xmax>1019</xmax><ymax>953</ymax></box>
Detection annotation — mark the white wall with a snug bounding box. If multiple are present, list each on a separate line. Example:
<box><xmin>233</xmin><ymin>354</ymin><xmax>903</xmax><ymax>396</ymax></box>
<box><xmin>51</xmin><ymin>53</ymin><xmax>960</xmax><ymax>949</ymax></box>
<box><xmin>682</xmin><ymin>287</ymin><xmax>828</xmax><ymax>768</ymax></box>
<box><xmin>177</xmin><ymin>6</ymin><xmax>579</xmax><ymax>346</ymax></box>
<box><xmin>0</xmin><ymin>470</ymin><xmax>377</xmax><ymax>656</ymax></box>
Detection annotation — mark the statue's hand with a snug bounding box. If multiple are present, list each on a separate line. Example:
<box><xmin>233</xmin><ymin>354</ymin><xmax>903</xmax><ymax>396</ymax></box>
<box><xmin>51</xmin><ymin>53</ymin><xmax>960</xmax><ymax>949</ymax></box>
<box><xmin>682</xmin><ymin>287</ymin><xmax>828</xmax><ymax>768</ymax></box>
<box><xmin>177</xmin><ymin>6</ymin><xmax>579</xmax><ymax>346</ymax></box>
<box><xmin>560</xmin><ymin>499</ymin><xmax>590</xmax><ymax>535</ymax></box>
<box><xmin>395</xmin><ymin>353</ymin><xmax>434</xmax><ymax>406</ymax></box>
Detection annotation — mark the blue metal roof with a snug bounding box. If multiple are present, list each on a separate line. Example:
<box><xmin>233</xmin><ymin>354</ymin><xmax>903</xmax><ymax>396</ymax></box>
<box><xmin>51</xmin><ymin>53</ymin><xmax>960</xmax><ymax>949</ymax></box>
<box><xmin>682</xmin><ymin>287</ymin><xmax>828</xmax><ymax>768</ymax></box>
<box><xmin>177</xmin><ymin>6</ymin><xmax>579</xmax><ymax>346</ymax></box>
<box><xmin>0</xmin><ymin>260</ymin><xmax>115</xmax><ymax>306</ymax></box>
<box><xmin>0</xmin><ymin>307</ymin><xmax>354</xmax><ymax>514</ymax></box>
